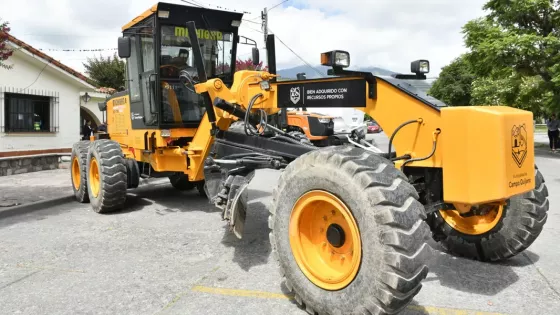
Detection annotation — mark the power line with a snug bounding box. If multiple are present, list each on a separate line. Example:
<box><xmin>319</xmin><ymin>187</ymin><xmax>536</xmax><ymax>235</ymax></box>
<box><xmin>179</xmin><ymin>0</ymin><xmax>205</xmax><ymax>8</ymax></box>
<box><xmin>267</xmin><ymin>27</ymin><xmax>325</xmax><ymax>78</ymax></box>
<box><xmin>188</xmin><ymin>0</ymin><xmax>207</xmax><ymax>7</ymax></box>
<box><xmin>247</xmin><ymin>0</ymin><xmax>289</xmax><ymax>20</ymax></box>
<box><xmin>242</xmin><ymin>19</ymin><xmax>261</xmax><ymax>25</ymax></box>
<box><xmin>23</xmin><ymin>61</ymin><xmax>50</xmax><ymax>90</ymax></box>
<box><xmin>268</xmin><ymin>0</ymin><xmax>289</xmax><ymax>12</ymax></box>
<box><xmin>38</xmin><ymin>48</ymin><xmax>118</xmax><ymax>52</ymax></box>
<box><xmin>243</xmin><ymin>25</ymin><xmax>264</xmax><ymax>34</ymax></box>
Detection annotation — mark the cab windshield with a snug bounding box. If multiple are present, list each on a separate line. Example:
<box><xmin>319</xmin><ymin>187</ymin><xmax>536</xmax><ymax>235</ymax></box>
<box><xmin>159</xmin><ymin>25</ymin><xmax>234</xmax><ymax>124</ymax></box>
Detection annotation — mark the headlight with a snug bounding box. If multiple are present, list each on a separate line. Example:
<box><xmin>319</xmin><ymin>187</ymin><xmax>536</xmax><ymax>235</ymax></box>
<box><xmin>318</xmin><ymin>118</ymin><xmax>331</xmax><ymax>123</ymax></box>
<box><xmin>411</xmin><ymin>59</ymin><xmax>430</xmax><ymax>74</ymax></box>
<box><xmin>260</xmin><ymin>80</ymin><xmax>270</xmax><ymax>91</ymax></box>
<box><xmin>320</xmin><ymin>50</ymin><xmax>350</xmax><ymax>68</ymax></box>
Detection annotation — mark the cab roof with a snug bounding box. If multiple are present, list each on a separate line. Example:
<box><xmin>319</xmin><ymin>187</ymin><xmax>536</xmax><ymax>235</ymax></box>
<box><xmin>121</xmin><ymin>2</ymin><xmax>244</xmax><ymax>31</ymax></box>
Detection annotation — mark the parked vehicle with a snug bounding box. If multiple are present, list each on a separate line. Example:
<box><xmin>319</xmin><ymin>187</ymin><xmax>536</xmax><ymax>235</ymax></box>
<box><xmin>366</xmin><ymin>120</ymin><xmax>382</xmax><ymax>133</ymax></box>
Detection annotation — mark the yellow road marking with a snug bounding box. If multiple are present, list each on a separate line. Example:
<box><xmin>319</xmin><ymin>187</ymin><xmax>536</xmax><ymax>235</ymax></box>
<box><xmin>191</xmin><ymin>285</ymin><xmax>508</xmax><ymax>315</ymax></box>
<box><xmin>192</xmin><ymin>285</ymin><xmax>293</xmax><ymax>300</ymax></box>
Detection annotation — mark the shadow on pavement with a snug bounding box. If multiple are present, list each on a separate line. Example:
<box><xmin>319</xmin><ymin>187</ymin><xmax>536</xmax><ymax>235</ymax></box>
<box><xmin>425</xmin><ymin>242</ymin><xmax>526</xmax><ymax>295</ymax></box>
<box><xmin>0</xmin><ymin>203</ymin><xmax>75</xmax><ymax>230</ymax></box>
<box><xmin>220</xmin><ymin>200</ymin><xmax>272</xmax><ymax>271</ymax></box>
<box><xmin>117</xmin><ymin>183</ymin><xmax>218</xmax><ymax>215</ymax></box>
<box><xmin>535</xmin><ymin>147</ymin><xmax>560</xmax><ymax>159</ymax></box>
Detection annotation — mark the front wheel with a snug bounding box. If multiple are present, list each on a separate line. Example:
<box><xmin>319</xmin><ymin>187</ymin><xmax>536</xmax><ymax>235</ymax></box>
<box><xmin>86</xmin><ymin>140</ymin><xmax>128</xmax><ymax>213</ymax></box>
<box><xmin>428</xmin><ymin>166</ymin><xmax>549</xmax><ymax>261</ymax></box>
<box><xmin>269</xmin><ymin>146</ymin><xmax>432</xmax><ymax>315</ymax></box>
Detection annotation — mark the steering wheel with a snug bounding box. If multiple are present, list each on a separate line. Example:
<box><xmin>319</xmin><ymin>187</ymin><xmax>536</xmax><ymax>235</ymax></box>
<box><xmin>160</xmin><ymin>65</ymin><xmax>182</xmax><ymax>78</ymax></box>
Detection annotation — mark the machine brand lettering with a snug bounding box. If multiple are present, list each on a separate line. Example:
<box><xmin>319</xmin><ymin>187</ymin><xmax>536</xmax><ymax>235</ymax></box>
<box><xmin>113</xmin><ymin>97</ymin><xmax>126</xmax><ymax>106</ymax></box>
<box><xmin>511</xmin><ymin>124</ymin><xmax>528</xmax><ymax>168</ymax></box>
<box><xmin>277</xmin><ymin>79</ymin><xmax>367</xmax><ymax>108</ymax></box>
<box><xmin>174</xmin><ymin>27</ymin><xmax>223</xmax><ymax>40</ymax></box>
<box><xmin>290</xmin><ymin>87</ymin><xmax>301</xmax><ymax>104</ymax></box>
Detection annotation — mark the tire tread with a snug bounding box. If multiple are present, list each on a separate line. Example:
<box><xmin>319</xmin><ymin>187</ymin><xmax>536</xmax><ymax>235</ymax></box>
<box><xmin>268</xmin><ymin>146</ymin><xmax>431</xmax><ymax>315</ymax></box>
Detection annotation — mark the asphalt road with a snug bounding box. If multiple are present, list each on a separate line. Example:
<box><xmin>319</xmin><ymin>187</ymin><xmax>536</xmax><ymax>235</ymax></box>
<box><xmin>1</xmin><ymin>134</ymin><xmax>559</xmax><ymax>315</ymax></box>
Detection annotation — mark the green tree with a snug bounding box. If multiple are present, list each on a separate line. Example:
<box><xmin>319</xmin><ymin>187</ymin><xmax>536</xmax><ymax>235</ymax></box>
<box><xmin>83</xmin><ymin>53</ymin><xmax>125</xmax><ymax>89</ymax></box>
<box><xmin>428</xmin><ymin>55</ymin><xmax>476</xmax><ymax>106</ymax></box>
<box><xmin>0</xmin><ymin>19</ymin><xmax>15</xmax><ymax>70</ymax></box>
<box><xmin>462</xmin><ymin>0</ymin><xmax>560</xmax><ymax>112</ymax></box>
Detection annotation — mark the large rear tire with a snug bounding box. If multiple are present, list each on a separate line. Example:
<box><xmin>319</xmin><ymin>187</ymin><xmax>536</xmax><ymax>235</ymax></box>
<box><xmin>428</xmin><ymin>166</ymin><xmax>549</xmax><ymax>261</ymax></box>
<box><xmin>86</xmin><ymin>140</ymin><xmax>128</xmax><ymax>214</ymax></box>
<box><xmin>71</xmin><ymin>140</ymin><xmax>90</xmax><ymax>203</ymax></box>
<box><xmin>269</xmin><ymin>146</ymin><xmax>432</xmax><ymax>315</ymax></box>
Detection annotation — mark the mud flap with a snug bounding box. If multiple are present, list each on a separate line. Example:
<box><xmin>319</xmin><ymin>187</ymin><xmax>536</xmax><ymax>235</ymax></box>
<box><xmin>224</xmin><ymin>171</ymin><xmax>255</xmax><ymax>239</ymax></box>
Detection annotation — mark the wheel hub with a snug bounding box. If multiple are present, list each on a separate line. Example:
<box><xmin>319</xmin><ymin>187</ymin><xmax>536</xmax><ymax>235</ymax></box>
<box><xmin>89</xmin><ymin>157</ymin><xmax>100</xmax><ymax>198</ymax></box>
<box><xmin>71</xmin><ymin>156</ymin><xmax>81</xmax><ymax>190</ymax></box>
<box><xmin>326</xmin><ymin>224</ymin><xmax>345</xmax><ymax>248</ymax></box>
<box><xmin>439</xmin><ymin>203</ymin><xmax>504</xmax><ymax>235</ymax></box>
<box><xmin>289</xmin><ymin>190</ymin><xmax>362</xmax><ymax>291</ymax></box>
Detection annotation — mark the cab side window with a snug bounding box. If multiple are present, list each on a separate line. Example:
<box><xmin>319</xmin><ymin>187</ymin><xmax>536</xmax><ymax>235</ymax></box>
<box><xmin>127</xmin><ymin>36</ymin><xmax>141</xmax><ymax>102</ymax></box>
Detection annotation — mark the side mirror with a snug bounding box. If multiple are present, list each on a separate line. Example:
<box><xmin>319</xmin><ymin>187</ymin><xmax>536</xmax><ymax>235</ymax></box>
<box><xmin>118</xmin><ymin>37</ymin><xmax>131</xmax><ymax>59</ymax></box>
<box><xmin>252</xmin><ymin>47</ymin><xmax>260</xmax><ymax>66</ymax></box>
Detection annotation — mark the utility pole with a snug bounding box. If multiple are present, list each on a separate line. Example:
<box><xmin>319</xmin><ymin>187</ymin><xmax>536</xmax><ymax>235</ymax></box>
<box><xmin>261</xmin><ymin>7</ymin><xmax>268</xmax><ymax>64</ymax></box>
<box><xmin>262</xmin><ymin>7</ymin><xmax>268</xmax><ymax>44</ymax></box>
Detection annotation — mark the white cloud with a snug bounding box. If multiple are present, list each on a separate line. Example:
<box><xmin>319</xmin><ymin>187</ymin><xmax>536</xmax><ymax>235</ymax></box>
<box><xmin>2</xmin><ymin>0</ymin><xmax>487</xmax><ymax>77</ymax></box>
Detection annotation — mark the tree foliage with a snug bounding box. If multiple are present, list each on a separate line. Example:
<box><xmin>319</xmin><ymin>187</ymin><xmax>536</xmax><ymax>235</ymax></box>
<box><xmin>82</xmin><ymin>53</ymin><xmax>125</xmax><ymax>89</ymax></box>
<box><xmin>431</xmin><ymin>0</ymin><xmax>560</xmax><ymax>114</ymax></box>
<box><xmin>236</xmin><ymin>58</ymin><xmax>268</xmax><ymax>71</ymax></box>
<box><xmin>428</xmin><ymin>55</ymin><xmax>476</xmax><ymax>106</ymax></box>
<box><xmin>218</xmin><ymin>58</ymin><xmax>268</xmax><ymax>74</ymax></box>
<box><xmin>0</xmin><ymin>19</ymin><xmax>15</xmax><ymax>70</ymax></box>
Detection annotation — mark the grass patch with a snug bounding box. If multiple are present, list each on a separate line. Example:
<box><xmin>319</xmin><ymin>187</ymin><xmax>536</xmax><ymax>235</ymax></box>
<box><xmin>535</xmin><ymin>125</ymin><xmax>548</xmax><ymax>133</ymax></box>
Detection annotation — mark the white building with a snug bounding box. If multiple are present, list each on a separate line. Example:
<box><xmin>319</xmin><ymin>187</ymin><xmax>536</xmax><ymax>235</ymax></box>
<box><xmin>0</xmin><ymin>33</ymin><xmax>102</xmax><ymax>158</ymax></box>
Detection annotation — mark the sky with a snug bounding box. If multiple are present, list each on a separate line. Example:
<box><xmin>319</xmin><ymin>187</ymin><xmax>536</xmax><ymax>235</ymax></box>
<box><xmin>1</xmin><ymin>0</ymin><xmax>488</xmax><ymax>78</ymax></box>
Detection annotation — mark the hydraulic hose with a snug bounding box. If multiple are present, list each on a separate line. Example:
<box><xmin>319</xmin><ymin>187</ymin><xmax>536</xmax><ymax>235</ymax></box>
<box><xmin>244</xmin><ymin>93</ymin><xmax>266</xmax><ymax>136</ymax></box>
<box><xmin>400</xmin><ymin>129</ymin><xmax>441</xmax><ymax>170</ymax></box>
<box><xmin>388</xmin><ymin>118</ymin><xmax>423</xmax><ymax>155</ymax></box>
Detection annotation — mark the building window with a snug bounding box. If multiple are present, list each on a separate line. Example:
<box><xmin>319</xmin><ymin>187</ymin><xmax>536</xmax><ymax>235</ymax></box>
<box><xmin>4</xmin><ymin>93</ymin><xmax>53</xmax><ymax>132</ymax></box>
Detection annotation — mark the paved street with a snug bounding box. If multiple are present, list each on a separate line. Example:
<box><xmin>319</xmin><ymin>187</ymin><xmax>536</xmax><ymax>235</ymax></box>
<box><xmin>1</xmin><ymin>134</ymin><xmax>559</xmax><ymax>315</ymax></box>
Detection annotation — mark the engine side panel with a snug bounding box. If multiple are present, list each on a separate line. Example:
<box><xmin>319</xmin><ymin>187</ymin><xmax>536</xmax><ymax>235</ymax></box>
<box><xmin>440</xmin><ymin>106</ymin><xmax>535</xmax><ymax>204</ymax></box>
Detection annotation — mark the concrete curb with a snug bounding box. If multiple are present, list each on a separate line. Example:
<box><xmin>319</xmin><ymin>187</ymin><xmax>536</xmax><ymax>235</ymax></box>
<box><xmin>0</xmin><ymin>195</ymin><xmax>75</xmax><ymax>220</ymax></box>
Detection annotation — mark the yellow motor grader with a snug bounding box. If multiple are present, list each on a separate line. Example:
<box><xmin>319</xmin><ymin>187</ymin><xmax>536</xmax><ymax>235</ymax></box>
<box><xmin>70</xmin><ymin>2</ymin><xmax>549</xmax><ymax>314</ymax></box>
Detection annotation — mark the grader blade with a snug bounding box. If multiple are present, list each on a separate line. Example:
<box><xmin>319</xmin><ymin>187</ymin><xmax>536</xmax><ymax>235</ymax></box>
<box><xmin>224</xmin><ymin>171</ymin><xmax>255</xmax><ymax>239</ymax></box>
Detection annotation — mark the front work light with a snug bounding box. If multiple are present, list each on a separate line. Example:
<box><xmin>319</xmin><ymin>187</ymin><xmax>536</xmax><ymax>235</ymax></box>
<box><xmin>411</xmin><ymin>59</ymin><xmax>430</xmax><ymax>74</ymax></box>
<box><xmin>231</xmin><ymin>20</ymin><xmax>242</xmax><ymax>27</ymax></box>
<box><xmin>158</xmin><ymin>10</ymin><xmax>170</xmax><ymax>18</ymax></box>
<box><xmin>321</xmin><ymin>50</ymin><xmax>350</xmax><ymax>68</ymax></box>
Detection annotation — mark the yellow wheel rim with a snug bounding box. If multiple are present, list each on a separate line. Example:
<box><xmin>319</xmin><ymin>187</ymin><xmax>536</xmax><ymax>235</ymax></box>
<box><xmin>71</xmin><ymin>156</ymin><xmax>81</xmax><ymax>190</ymax></box>
<box><xmin>439</xmin><ymin>204</ymin><xmax>504</xmax><ymax>235</ymax></box>
<box><xmin>89</xmin><ymin>157</ymin><xmax>100</xmax><ymax>198</ymax></box>
<box><xmin>289</xmin><ymin>190</ymin><xmax>362</xmax><ymax>291</ymax></box>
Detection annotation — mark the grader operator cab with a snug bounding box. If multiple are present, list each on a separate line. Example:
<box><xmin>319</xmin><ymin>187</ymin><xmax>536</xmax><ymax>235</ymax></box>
<box><xmin>70</xmin><ymin>3</ymin><xmax>550</xmax><ymax>315</ymax></box>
